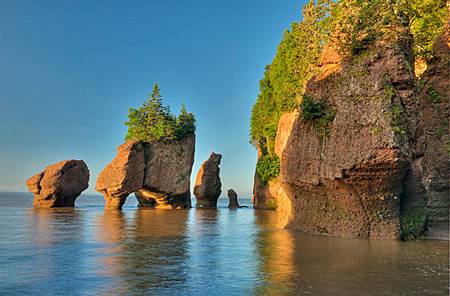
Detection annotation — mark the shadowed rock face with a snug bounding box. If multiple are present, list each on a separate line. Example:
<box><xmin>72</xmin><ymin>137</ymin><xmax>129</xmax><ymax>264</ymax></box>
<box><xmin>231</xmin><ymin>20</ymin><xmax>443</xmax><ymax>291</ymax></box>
<box><xmin>96</xmin><ymin>134</ymin><xmax>195</xmax><ymax>209</ymax></box>
<box><xmin>194</xmin><ymin>152</ymin><xmax>222</xmax><ymax>208</ymax></box>
<box><xmin>414</xmin><ymin>28</ymin><xmax>449</xmax><ymax>239</ymax></box>
<box><xmin>26</xmin><ymin>160</ymin><xmax>89</xmax><ymax>208</ymax></box>
<box><xmin>227</xmin><ymin>189</ymin><xmax>240</xmax><ymax>208</ymax></box>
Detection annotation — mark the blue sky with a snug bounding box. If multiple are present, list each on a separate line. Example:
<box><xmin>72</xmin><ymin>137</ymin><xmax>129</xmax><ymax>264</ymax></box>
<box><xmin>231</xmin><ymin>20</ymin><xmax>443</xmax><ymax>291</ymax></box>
<box><xmin>0</xmin><ymin>0</ymin><xmax>303</xmax><ymax>196</ymax></box>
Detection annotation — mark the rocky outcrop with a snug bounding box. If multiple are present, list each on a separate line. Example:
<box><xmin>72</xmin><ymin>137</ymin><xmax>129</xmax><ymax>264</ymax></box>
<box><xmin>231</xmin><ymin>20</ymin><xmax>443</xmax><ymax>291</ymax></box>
<box><xmin>96</xmin><ymin>134</ymin><xmax>195</xmax><ymax>209</ymax></box>
<box><xmin>26</xmin><ymin>160</ymin><xmax>89</xmax><ymax>208</ymax></box>
<box><xmin>254</xmin><ymin>33</ymin><xmax>423</xmax><ymax>239</ymax></box>
<box><xmin>254</xmin><ymin>27</ymin><xmax>450</xmax><ymax>240</ymax></box>
<box><xmin>253</xmin><ymin>112</ymin><xmax>298</xmax><ymax>210</ymax></box>
<box><xmin>227</xmin><ymin>189</ymin><xmax>240</xmax><ymax>208</ymax></box>
<box><xmin>95</xmin><ymin>141</ymin><xmax>146</xmax><ymax>209</ymax></box>
<box><xmin>415</xmin><ymin>28</ymin><xmax>449</xmax><ymax>239</ymax></box>
<box><xmin>193</xmin><ymin>152</ymin><xmax>222</xmax><ymax>208</ymax></box>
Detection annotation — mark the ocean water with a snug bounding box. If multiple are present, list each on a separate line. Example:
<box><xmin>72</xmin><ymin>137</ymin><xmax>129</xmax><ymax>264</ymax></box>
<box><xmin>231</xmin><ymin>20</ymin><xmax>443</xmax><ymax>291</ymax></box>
<box><xmin>0</xmin><ymin>192</ymin><xmax>448</xmax><ymax>295</ymax></box>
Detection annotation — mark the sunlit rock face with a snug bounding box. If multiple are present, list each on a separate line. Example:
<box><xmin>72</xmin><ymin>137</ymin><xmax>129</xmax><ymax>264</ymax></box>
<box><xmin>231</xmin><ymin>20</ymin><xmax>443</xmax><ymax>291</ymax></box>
<box><xmin>253</xmin><ymin>31</ymin><xmax>447</xmax><ymax>239</ymax></box>
<box><xmin>193</xmin><ymin>152</ymin><xmax>222</xmax><ymax>208</ymax></box>
<box><xmin>96</xmin><ymin>134</ymin><xmax>195</xmax><ymax>209</ymax></box>
<box><xmin>252</xmin><ymin>111</ymin><xmax>297</xmax><ymax>211</ymax></box>
<box><xmin>26</xmin><ymin>160</ymin><xmax>89</xmax><ymax>208</ymax></box>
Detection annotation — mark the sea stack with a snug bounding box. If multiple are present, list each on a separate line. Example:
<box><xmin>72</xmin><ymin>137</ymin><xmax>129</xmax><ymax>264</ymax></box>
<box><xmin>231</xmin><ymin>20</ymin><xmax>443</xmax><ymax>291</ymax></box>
<box><xmin>96</xmin><ymin>135</ymin><xmax>195</xmax><ymax>210</ymax></box>
<box><xmin>26</xmin><ymin>160</ymin><xmax>89</xmax><ymax>208</ymax></box>
<box><xmin>227</xmin><ymin>189</ymin><xmax>240</xmax><ymax>209</ymax></box>
<box><xmin>193</xmin><ymin>152</ymin><xmax>222</xmax><ymax>208</ymax></box>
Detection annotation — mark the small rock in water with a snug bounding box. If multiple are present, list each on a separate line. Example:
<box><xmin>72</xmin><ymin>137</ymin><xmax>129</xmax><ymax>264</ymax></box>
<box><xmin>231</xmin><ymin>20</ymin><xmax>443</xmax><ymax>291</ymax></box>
<box><xmin>227</xmin><ymin>189</ymin><xmax>240</xmax><ymax>209</ymax></box>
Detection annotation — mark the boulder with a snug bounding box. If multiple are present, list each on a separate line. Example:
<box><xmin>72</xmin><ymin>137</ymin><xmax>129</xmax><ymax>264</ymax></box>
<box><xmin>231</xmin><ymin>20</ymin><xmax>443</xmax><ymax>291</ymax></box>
<box><xmin>26</xmin><ymin>160</ymin><xmax>89</xmax><ymax>208</ymax></box>
<box><xmin>193</xmin><ymin>152</ymin><xmax>222</xmax><ymax>208</ymax></box>
<box><xmin>96</xmin><ymin>134</ymin><xmax>195</xmax><ymax>209</ymax></box>
<box><xmin>227</xmin><ymin>189</ymin><xmax>240</xmax><ymax>208</ymax></box>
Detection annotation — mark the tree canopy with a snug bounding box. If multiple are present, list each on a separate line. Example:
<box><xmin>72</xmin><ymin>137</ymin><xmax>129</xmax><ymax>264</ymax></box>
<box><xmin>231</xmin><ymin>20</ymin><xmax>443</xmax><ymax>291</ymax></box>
<box><xmin>125</xmin><ymin>83</ymin><xmax>196</xmax><ymax>143</ymax></box>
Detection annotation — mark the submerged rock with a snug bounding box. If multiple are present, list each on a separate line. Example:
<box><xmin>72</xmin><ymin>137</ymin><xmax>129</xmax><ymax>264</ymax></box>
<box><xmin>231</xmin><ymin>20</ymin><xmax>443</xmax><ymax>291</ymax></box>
<box><xmin>96</xmin><ymin>135</ymin><xmax>195</xmax><ymax>209</ymax></box>
<box><xmin>227</xmin><ymin>189</ymin><xmax>240</xmax><ymax>209</ymax></box>
<box><xmin>26</xmin><ymin>160</ymin><xmax>89</xmax><ymax>208</ymax></box>
<box><xmin>194</xmin><ymin>152</ymin><xmax>222</xmax><ymax>208</ymax></box>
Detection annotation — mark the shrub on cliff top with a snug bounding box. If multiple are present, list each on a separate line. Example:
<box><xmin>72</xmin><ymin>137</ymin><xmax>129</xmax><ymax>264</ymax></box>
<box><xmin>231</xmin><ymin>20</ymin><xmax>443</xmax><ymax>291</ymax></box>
<box><xmin>125</xmin><ymin>83</ymin><xmax>196</xmax><ymax>143</ymax></box>
<box><xmin>250</xmin><ymin>0</ymin><xmax>335</xmax><ymax>153</ymax></box>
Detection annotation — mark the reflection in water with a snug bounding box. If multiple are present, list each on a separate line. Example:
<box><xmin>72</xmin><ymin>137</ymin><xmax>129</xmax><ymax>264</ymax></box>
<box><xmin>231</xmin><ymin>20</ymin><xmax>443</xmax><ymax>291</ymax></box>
<box><xmin>254</xmin><ymin>210</ymin><xmax>296</xmax><ymax>295</ymax></box>
<box><xmin>95</xmin><ymin>210</ymin><xmax>126</xmax><ymax>278</ymax></box>
<box><xmin>0</xmin><ymin>194</ymin><xmax>448</xmax><ymax>295</ymax></box>
<box><xmin>98</xmin><ymin>209</ymin><xmax>190</xmax><ymax>294</ymax></box>
<box><xmin>254</xmin><ymin>210</ymin><xmax>449</xmax><ymax>295</ymax></box>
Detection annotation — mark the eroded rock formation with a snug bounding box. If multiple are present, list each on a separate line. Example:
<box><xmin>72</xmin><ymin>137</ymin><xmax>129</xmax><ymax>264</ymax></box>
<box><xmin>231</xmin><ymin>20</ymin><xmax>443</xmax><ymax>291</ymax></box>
<box><xmin>96</xmin><ymin>134</ymin><xmax>195</xmax><ymax>209</ymax></box>
<box><xmin>227</xmin><ymin>189</ymin><xmax>240</xmax><ymax>208</ymax></box>
<box><xmin>254</xmin><ymin>32</ymin><xmax>423</xmax><ymax>239</ymax></box>
<box><xmin>193</xmin><ymin>152</ymin><xmax>222</xmax><ymax>208</ymax></box>
<box><xmin>26</xmin><ymin>160</ymin><xmax>89</xmax><ymax>208</ymax></box>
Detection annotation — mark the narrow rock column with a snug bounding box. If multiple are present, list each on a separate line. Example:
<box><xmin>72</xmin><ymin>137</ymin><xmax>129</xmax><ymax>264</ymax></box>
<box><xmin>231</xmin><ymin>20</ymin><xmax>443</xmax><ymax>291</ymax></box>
<box><xmin>193</xmin><ymin>152</ymin><xmax>222</xmax><ymax>208</ymax></box>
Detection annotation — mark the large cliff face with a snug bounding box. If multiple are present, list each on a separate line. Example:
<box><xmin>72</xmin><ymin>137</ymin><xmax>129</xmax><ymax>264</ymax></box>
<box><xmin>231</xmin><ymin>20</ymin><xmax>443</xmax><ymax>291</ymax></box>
<box><xmin>253</xmin><ymin>30</ymin><xmax>449</xmax><ymax>239</ymax></box>
<box><xmin>414</xmin><ymin>29</ymin><xmax>450</xmax><ymax>239</ymax></box>
<box><xmin>96</xmin><ymin>134</ymin><xmax>195</xmax><ymax>209</ymax></box>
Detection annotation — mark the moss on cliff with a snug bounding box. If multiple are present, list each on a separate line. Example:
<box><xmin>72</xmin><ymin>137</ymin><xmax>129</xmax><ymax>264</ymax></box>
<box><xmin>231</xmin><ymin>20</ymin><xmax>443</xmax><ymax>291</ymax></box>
<box><xmin>400</xmin><ymin>208</ymin><xmax>427</xmax><ymax>240</ymax></box>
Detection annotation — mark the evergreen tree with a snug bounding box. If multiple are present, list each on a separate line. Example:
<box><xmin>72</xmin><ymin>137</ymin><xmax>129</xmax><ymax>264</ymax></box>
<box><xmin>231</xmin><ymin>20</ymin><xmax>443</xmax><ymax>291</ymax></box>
<box><xmin>175</xmin><ymin>102</ymin><xmax>196</xmax><ymax>138</ymax></box>
<box><xmin>125</xmin><ymin>83</ymin><xmax>196</xmax><ymax>143</ymax></box>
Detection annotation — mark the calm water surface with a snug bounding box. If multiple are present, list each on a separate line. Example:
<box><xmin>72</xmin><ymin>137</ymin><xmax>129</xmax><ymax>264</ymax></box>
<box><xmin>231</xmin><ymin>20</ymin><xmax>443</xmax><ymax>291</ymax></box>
<box><xmin>0</xmin><ymin>192</ymin><xmax>448</xmax><ymax>295</ymax></box>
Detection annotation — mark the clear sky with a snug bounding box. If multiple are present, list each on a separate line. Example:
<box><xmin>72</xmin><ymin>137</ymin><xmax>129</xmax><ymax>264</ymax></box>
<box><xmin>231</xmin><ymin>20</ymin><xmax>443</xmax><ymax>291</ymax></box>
<box><xmin>0</xmin><ymin>0</ymin><xmax>304</xmax><ymax>196</ymax></box>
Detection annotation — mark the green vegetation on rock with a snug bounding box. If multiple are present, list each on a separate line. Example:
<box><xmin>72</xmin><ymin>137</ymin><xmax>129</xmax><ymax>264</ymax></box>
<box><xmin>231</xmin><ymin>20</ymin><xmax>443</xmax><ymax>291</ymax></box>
<box><xmin>265</xmin><ymin>199</ymin><xmax>278</xmax><ymax>210</ymax></box>
<box><xmin>125</xmin><ymin>83</ymin><xmax>196</xmax><ymax>143</ymax></box>
<box><xmin>427</xmin><ymin>86</ymin><xmax>441</xmax><ymax>104</ymax></box>
<box><xmin>250</xmin><ymin>0</ymin><xmax>335</xmax><ymax>153</ymax></box>
<box><xmin>400</xmin><ymin>208</ymin><xmax>427</xmax><ymax>240</ymax></box>
<box><xmin>256</xmin><ymin>154</ymin><xmax>280</xmax><ymax>185</ymax></box>
<box><xmin>300</xmin><ymin>95</ymin><xmax>335</xmax><ymax>138</ymax></box>
<box><xmin>250</xmin><ymin>0</ymin><xmax>448</xmax><ymax>155</ymax></box>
